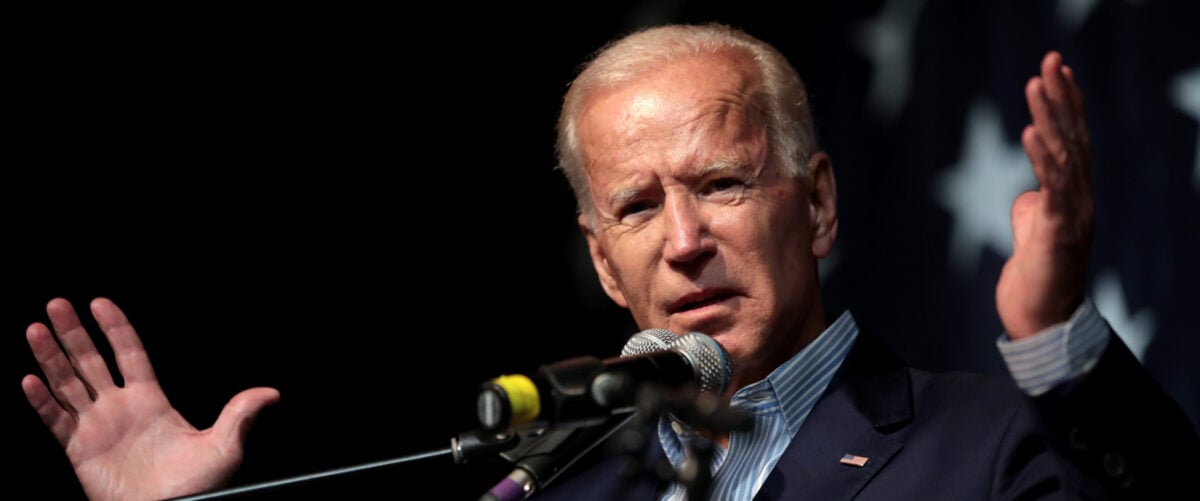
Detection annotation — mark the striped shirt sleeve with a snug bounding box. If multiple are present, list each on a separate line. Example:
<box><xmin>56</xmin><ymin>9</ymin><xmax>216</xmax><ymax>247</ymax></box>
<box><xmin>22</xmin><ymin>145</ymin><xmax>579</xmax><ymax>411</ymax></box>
<box><xmin>996</xmin><ymin>299</ymin><xmax>1110</xmax><ymax>396</ymax></box>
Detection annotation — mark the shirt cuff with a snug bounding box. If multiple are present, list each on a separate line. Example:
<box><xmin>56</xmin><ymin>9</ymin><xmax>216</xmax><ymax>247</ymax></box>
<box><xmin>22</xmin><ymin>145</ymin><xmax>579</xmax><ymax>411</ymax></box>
<box><xmin>996</xmin><ymin>299</ymin><xmax>1110</xmax><ymax>396</ymax></box>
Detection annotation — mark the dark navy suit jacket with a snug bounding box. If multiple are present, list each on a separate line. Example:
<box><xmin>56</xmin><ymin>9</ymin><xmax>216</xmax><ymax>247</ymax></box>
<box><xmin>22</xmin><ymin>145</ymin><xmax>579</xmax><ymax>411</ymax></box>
<box><xmin>534</xmin><ymin>329</ymin><xmax>1199</xmax><ymax>500</ymax></box>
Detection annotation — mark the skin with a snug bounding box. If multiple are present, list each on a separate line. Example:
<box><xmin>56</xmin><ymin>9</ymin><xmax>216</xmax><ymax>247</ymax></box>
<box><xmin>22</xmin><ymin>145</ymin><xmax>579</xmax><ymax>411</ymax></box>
<box><xmin>22</xmin><ymin>298</ymin><xmax>279</xmax><ymax>501</ymax></box>
<box><xmin>577</xmin><ymin>51</ymin><xmax>838</xmax><ymax>394</ymax></box>
<box><xmin>21</xmin><ymin>46</ymin><xmax>1091</xmax><ymax>498</ymax></box>
<box><xmin>999</xmin><ymin>52</ymin><xmax>1094</xmax><ymax>340</ymax></box>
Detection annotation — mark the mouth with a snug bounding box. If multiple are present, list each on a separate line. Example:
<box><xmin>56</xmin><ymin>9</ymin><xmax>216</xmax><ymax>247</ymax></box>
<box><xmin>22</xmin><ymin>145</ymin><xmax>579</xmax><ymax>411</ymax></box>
<box><xmin>668</xmin><ymin>290</ymin><xmax>737</xmax><ymax>314</ymax></box>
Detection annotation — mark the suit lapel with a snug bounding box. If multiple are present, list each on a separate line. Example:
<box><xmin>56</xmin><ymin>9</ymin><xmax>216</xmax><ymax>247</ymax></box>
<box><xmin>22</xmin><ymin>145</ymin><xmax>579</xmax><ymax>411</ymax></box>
<box><xmin>756</xmin><ymin>331</ymin><xmax>913</xmax><ymax>500</ymax></box>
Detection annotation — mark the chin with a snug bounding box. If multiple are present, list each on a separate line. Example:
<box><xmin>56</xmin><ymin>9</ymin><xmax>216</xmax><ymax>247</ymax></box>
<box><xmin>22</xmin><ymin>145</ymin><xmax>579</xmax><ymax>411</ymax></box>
<box><xmin>709</xmin><ymin>333</ymin><xmax>747</xmax><ymax>364</ymax></box>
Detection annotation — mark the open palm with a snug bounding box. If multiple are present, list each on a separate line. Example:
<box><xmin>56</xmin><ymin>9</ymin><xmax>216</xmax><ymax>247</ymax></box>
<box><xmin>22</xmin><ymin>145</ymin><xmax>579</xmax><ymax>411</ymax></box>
<box><xmin>22</xmin><ymin>298</ymin><xmax>279</xmax><ymax>501</ymax></box>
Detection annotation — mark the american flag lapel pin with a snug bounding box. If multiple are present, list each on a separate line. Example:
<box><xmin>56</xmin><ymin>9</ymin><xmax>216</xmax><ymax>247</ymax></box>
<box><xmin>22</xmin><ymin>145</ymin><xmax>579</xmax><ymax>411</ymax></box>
<box><xmin>839</xmin><ymin>454</ymin><xmax>869</xmax><ymax>467</ymax></box>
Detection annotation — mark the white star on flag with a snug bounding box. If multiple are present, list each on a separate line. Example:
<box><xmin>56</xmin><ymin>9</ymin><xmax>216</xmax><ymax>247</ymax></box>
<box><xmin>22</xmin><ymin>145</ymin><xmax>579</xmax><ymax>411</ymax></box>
<box><xmin>1093</xmin><ymin>271</ymin><xmax>1156</xmax><ymax>362</ymax></box>
<box><xmin>1056</xmin><ymin>0</ymin><xmax>1101</xmax><ymax>31</ymax></box>
<box><xmin>1168</xmin><ymin>66</ymin><xmax>1200</xmax><ymax>190</ymax></box>
<box><xmin>935</xmin><ymin>99</ymin><xmax>1036</xmax><ymax>276</ymax></box>
<box><xmin>854</xmin><ymin>0</ymin><xmax>925</xmax><ymax>122</ymax></box>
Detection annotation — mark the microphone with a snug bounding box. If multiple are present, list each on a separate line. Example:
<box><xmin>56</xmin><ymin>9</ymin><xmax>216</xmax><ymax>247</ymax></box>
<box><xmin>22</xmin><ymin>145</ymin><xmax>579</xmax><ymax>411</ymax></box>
<box><xmin>620</xmin><ymin>328</ymin><xmax>679</xmax><ymax>356</ymax></box>
<box><xmin>477</xmin><ymin>330</ymin><xmax>732</xmax><ymax>501</ymax></box>
<box><xmin>475</xmin><ymin>330</ymin><xmax>732</xmax><ymax>431</ymax></box>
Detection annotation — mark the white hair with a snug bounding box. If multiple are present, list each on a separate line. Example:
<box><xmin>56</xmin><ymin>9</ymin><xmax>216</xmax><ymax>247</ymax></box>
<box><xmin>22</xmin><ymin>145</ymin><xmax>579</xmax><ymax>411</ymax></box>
<box><xmin>556</xmin><ymin>23</ymin><xmax>818</xmax><ymax>221</ymax></box>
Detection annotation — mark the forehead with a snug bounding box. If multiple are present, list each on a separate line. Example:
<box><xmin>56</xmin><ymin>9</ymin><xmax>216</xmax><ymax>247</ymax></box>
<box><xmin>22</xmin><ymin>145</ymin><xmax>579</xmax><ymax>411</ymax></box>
<box><xmin>576</xmin><ymin>51</ymin><xmax>766</xmax><ymax>174</ymax></box>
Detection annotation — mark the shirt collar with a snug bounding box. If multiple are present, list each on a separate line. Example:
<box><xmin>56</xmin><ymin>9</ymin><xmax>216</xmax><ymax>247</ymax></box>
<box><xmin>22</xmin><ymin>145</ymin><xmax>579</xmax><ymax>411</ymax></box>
<box><xmin>729</xmin><ymin>311</ymin><xmax>861</xmax><ymax>436</ymax></box>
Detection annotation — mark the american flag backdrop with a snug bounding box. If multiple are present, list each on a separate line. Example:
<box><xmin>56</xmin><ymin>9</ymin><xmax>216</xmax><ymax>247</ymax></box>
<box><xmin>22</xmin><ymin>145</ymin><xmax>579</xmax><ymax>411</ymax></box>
<box><xmin>7</xmin><ymin>1</ymin><xmax>1197</xmax><ymax>498</ymax></box>
<box><xmin>546</xmin><ymin>0</ymin><xmax>1200</xmax><ymax>434</ymax></box>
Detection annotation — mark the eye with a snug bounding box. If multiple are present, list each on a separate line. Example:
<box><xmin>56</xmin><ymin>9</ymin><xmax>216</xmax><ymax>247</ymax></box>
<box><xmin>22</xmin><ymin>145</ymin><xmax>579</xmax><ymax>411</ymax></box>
<box><xmin>617</xmin><ymin>199</ymin><xmax>655</xmax><ymax>219</ymax></box>
<box><xmin>704</xmin><ymin>177</ymin><xmax>744</xmax><ymax>194</ymax></box>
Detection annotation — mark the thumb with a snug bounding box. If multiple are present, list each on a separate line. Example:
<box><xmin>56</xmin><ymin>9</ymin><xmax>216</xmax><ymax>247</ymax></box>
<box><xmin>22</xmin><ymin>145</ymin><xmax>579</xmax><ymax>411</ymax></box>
<box><xmin>1010</xmin><ymin>191</ymin><xmax>1041</xmax><ymax>248</ymax></box>
<box><xmin>213</xmin><ymin>387</ymin><xmax>281</xmax><ymax>450</ymax></box>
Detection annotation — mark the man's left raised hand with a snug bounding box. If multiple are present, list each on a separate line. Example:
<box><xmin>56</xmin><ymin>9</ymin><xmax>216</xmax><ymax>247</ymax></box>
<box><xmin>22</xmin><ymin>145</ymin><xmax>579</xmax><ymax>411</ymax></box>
<box><xmin>997</xmin><ymin>51</ymin><xmax>1094</xmax><ymax>340</ymax></box>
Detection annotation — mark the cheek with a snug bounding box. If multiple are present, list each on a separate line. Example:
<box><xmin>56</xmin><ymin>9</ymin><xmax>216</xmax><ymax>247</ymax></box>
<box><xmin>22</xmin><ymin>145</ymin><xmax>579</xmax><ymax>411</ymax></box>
<box><xmin>603</xmin><ymin>239</ymin><xmax>658</xmax><ymax>298</ymax></box>
<box><xmin>608</xmin><ymin>263</ymin><xmax>659</xmax><ymax>327</ymax></box>
<box><xmin>735</xmin><ymin>197</ymin><xmax>810</xmax><ymax>254</ymax></box>
<box><xmin>767</xmin><ymin>190</ymin><xmax>812</xmax><ymax>252</ymax></box>
<box><xmin>774</xmin><ymin>220</ymin><xmax>813</xmax><ymax>281</ymax></box>
<box><xmin>743</xmin><ymin>198</ymin><xmax>813</xmax><ymax>293</ymax></box>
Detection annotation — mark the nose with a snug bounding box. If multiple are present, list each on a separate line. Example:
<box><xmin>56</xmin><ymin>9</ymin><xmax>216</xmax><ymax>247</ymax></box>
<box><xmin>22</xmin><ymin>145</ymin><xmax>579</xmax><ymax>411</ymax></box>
<box><xmin>662</xmin><ymin>195</ymin><xmax>714</xmax><ymax>267</ymax></box>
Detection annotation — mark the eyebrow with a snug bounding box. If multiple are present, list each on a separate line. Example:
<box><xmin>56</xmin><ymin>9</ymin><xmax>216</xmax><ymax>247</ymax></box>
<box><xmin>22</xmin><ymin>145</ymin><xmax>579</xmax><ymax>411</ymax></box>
<box><xmin>606</xmin><ymin>156</ymin><xmax>747</xmax><ymax>209</ymax></box>
<box><xmin>608</xmin><ymin>185</ymin><xmax>642</xmax><ymax>209</ymax></box>
<box><xmin>696</xmin><ymin>156</ymin><xmax>745</xmax><ymax>177</ymax></box>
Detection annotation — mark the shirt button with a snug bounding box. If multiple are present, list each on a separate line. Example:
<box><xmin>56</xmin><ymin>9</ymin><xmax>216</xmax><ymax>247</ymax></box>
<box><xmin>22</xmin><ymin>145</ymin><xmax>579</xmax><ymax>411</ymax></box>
<box><xmin>671</xmin><ymin>421</ymin><xmax>685</xmax><ymax>434</ymax></box>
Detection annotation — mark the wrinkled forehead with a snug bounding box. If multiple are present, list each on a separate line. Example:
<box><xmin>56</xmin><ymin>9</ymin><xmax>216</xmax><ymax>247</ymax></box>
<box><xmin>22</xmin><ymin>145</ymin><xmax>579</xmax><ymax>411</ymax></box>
<box><xmin>576</xmin><ymin>52</ymin><xmax>767</xmax><ymax>170</ymax></box>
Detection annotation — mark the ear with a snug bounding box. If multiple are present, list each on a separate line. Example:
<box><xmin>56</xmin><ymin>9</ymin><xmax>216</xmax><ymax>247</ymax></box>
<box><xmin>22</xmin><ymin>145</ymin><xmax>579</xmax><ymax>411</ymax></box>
<box><xmin>806</xmin><ymin>152</ymin><xmax>839</xmax><ymax>258</ymax></box>
<box><xmin>579</xmin><ymin>215</ymin><xmax>629</xmax><ymax>308</ymax></box>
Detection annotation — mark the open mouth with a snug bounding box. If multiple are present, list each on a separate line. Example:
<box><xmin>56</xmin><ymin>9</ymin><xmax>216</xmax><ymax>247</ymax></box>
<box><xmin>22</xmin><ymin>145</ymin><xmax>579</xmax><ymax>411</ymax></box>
<box><xmin>672</xmin><ymin>291</ymin><xmax>735</xmax><ymax>313</ymax></box>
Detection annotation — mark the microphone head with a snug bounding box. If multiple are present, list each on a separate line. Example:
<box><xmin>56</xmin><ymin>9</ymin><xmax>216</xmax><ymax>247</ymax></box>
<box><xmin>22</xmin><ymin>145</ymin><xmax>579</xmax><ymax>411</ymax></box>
<box><xmin>672</xmin><ymin>332</ymin><xmax>733</xmax><ymax>396</ymax></box>
<box><xmin>620</xmin><ymin>328</ymin><xmax>679</xmax><ymax>356</ymax></box>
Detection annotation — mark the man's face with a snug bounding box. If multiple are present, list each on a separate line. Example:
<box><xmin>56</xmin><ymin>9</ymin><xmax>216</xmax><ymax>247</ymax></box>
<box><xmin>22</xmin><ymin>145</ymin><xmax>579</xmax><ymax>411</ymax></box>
<box><xmin>576</xmin><ymin>52</ymin><xmax>836</xmax><ymax>387</ymax></box>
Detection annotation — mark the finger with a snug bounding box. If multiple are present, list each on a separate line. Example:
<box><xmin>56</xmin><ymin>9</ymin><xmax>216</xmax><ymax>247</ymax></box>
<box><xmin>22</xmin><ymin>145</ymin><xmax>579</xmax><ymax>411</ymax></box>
<box><xmin>1022</xmin><ymin>124</ymin><xmax>1066</xmax><ymax>196</ymax></box>
<box><xmin>213</xmin><ymin>387</ymin><xmax>281</xmax><ymax>452</ymax></box>
<box><xmin>1025</xmin><ymin>77</ymin><xmax>1070</xmax><ymax>168</ymax></box>
<box><xmin>1060</xmin><ymin>65</ymin><xmax>1093</xmax><ymax>185</ymax></box>
<box><xmin>1039</xmin><ymin>52</ymin><xmax>1066</xmax><ymax>105</ymax></box>
<box><xmin>1042</xmin><ymin>52</ymin><xmax>1085</xmax><ymax>137</ymax></box>
<box><xmin>1040</xmin><ymin>52</ymin><xmax>1072</xmax><ymax>118</ymax></box>
<box><xmin>27</xmin><ymin>323</ymin><xmax>93</xmax><ymax>415</ymax></box>
<box><xmin>22</xmin><ymin>374</ymin><xmax>78</xmax><ymax>447</ymax></box>
<box><xmin>1023</xmin><ymin>124</ymin><xmax>1068</xmax><ymax>219</ymax></box>
<box><xmin>1061</xmin><ymin>66</ymin><xmax>1087</xmax><ymax>128</ymax></box>
<box><xmin>90</xmin><ymin>298</ymin><xmax>158</xmax><ymax>384</ymax></box>
<box><xmin>45</xmin><ymin>298</ymin><xmax>116</xmax><ymax>393</ymax></box>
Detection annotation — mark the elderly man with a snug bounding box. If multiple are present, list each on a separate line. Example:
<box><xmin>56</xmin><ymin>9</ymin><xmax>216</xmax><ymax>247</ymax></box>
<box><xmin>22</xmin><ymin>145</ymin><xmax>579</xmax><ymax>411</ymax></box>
<box><xmin>531</xmin><ymin>24</ymin><xmax>1197</xmax><ymax>499</ymax></box>
<box><xmin>21</xmin><ymin>24</ymin><xmax>1199</xmax><ymax>500</ymax></box>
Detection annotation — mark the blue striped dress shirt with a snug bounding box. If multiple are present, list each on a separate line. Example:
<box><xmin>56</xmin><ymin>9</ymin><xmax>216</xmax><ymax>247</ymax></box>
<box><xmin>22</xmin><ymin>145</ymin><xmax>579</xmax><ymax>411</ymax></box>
<box><xmin>657</xmin><ymin>300</ymin><xmax>1110</xmax><ymax>499</ymax></box>
<box><xmin>997</xmin><ymin>298</ymin><xmax>1109</xmax><ymax>396</ymax></box>
<box><xmin>658</xmin><ymin>311</ymin><xmax>858</xmax><ymax>501</ymax></box>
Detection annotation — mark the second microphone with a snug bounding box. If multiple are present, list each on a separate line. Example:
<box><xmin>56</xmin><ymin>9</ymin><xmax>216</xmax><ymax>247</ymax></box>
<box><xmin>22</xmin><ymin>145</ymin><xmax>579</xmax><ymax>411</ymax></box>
<box><xmin>475</xmin><ymin>330</ymin><xmax>733</xmax><ymax>431</ymax></box>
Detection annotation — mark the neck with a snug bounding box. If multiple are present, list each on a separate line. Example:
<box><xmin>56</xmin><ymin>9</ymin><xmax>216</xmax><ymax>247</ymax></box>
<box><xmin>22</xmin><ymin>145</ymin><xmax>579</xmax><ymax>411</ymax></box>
<box><xmin>725</xmin><ymin>294</ymin><xmax>828</xmax><ymax>398</ymax></box>
<box><xmin>706</xmin><ymin>293</ymin><xmax>829</xmax><ymax>447</ymax></box>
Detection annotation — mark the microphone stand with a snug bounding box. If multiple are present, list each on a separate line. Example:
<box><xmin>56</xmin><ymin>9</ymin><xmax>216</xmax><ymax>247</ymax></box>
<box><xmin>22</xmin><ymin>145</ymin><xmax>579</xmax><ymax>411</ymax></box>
<box><xmin>167</xmin><ymin>429</ymin><xmax>520</xmax><ymax>500</ymax></box>
<box><xmin>480</xmin><ymin>412</ymin><xmax>637</xmax><ymax>501</ymax></box>
<box><xmin>614</xmin><ymin>382</ymin><xmax>752</xmax><ymax>499</ymax></box>
<box><xmin>479</xmin><ymin>380</ymin><xmax>752</xmax><ymax>501</ymax></box>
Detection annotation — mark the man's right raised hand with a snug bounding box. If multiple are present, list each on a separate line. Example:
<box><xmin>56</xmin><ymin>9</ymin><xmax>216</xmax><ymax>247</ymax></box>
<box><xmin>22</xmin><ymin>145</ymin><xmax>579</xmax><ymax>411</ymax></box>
<box><xmin>21</xmin><ymin>298</ymin><xmax>280</xmax><ymax>501</ymax></box>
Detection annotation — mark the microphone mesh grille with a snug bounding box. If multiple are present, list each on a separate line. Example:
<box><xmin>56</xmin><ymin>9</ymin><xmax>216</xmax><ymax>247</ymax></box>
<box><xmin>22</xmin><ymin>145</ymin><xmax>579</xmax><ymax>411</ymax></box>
<box><xmin>620</xmin><ymin>328</ymin><xmax>679</xmax><ymax>357</ymax></box>
<box><xmin>672</xmin><ymin>332</ymin><xmax>733</xmax><ymax>395</ymax></box>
